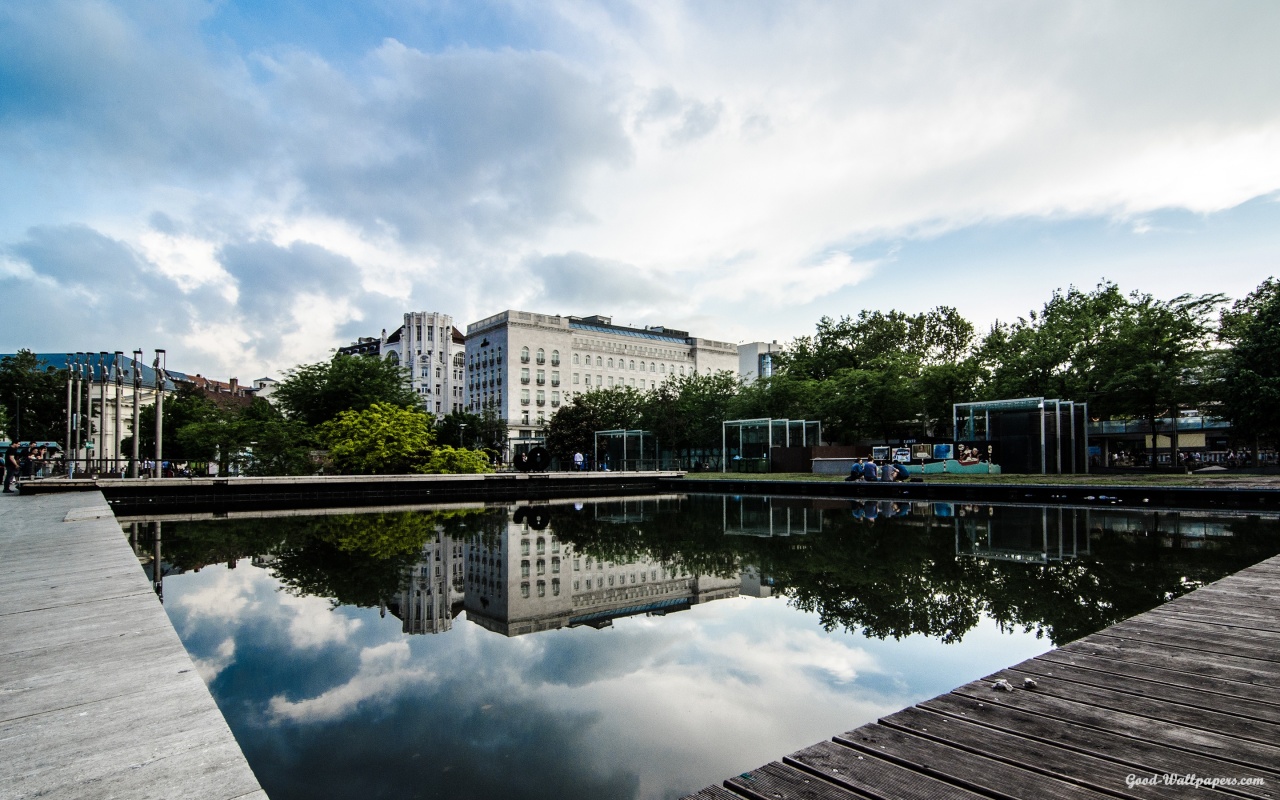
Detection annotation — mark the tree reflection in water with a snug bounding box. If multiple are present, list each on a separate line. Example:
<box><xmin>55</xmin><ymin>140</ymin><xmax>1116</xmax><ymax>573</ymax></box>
<box><xmin>136</xmin><ymin>495</ymin><xmax>1280</xmax><ymax>646</ymax></box>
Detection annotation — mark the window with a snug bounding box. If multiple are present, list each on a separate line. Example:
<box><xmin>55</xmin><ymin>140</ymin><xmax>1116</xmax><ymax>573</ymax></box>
<box><xmin>551</xmin><ymin>350</ymin><xmax>560</xmax><ymax>366</ymax></box>
<box><xmin>596</xmin><ymin>356</ymin><xmax>603</xmax><ymax>367</ymax></box>
<box><xmin>573</xmin><ymin>353</ymin><xmax>580</xmax><ymax>365</ymax></box>
<box><xmin>536</xmin><ymin>348</ymin><xmax>545</xmax><ymax>364</ymax></box>
<box><xmin>607</xmin><ymin>377</ymin><xmax>614</xmax><ymax>387</ymax></box>
<box><xmin>536</xmin><ymin>390</ymin><xmax>545</xmax><ymax>405</ymax></box>
<box><xmin>520</xmin><ymin>389</ymin><xmax>530</xmax><ymax>405</ymax></box>
<box><xmin>628</xmin><ymin>379</ymin><xmax>635</xmax><ymax>387</ymax></box>
<box><xmin>639</xmin><ymin>361</ymin><xmax>645</xmax><ymax>371</ymax></box>
<box><xmin>550</xmin><ymin>371</ymin><xmax>559</xmax><ymax>386</ymax></box>
<box><xmin>574</xmin><ymin>580</ymin><xmax>580</xmax><ymax>591</ymax></box>
<box><xmin>536</xmin><ymin>369</ymin><xmax>545</xmax><ymax>385</ymax></box>
<box><xmin>521</xmin><ymin>560</ymin><xmax>530</xmax><ymax>578</ymax></box>
<box><xmin>607</xmin><ymin>358</ymin><xmax>614</xmax><ymax>368</ymax></box>
<box><xmin>521</xmin><ymin>582</ymin><xmax>530</xmax><ymax>598</ymax></box>
<box><xmin>521</xmin><ymin>346</ymin><xmax>530</xmax><ymax>363</ymax></box>
<box><xmin>574</xmin><ymin>558</ymin><xmax>580</xmax><ymax>571</ymax></box>
<box><xmin>629</xmin><ymin>360</ymin><xmax>635</xmax><ymax>369</ymax></box>
<box><xmin>537</xmin><ymin>580</ymin><xmax>546</xmax><ymax>597</ymax></box>
<box><xmin>552</xmin><ymin>578</ymin><xmax>561</xmax><ymax>596</ymax></box>
<box><xmin>537</xmin><ymin>537</ymin><xmax>545</xmax><ymax>554</ymax></box>
<box><xmin>649</xmin><ymin>362</ymin><xmax>656</xmax><ymax>372</ymax></box>
<box><xmin>573</xmin><ymin>373</ymin><xmax>579</xmax><ymax>384</ymax></box>
<box><xmin>521</xmin><ymin>368</ymin><xmax>529</xmax><ymax>384</ymax></box>
<box><xmin>596</xmin><ymin>375</ymin><xmax>603</xmax><ymax>386</ymax></box>
<box><xmin>551</xmin><ymin>391</ymin><xmax>560</xmax><ymax>406</ymax></box>
<box><xmin>660</xmin><ymin>364</ymin><xmax>666</xmax><ymax>374</ymax></box>
<box><xmin>521</xmin><ymin>411</ymin><xmax>529</xmax><ymax>425</ymax></box>
<box><xmin>537</xmin><ymin>559</ymin><xmax>545</xmax><ymax>575</ymax></box>
<box><xmin>552</xmin><ymin>557</ymin><xmax>560</xmax><ymax>573</ymax></box>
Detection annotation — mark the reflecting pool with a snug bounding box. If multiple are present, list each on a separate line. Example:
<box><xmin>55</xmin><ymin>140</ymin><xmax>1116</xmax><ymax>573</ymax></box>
<box><xmin>125</xmin><ymin>495</ymin><xmax>1280</xmax><ymax>800</ymax></box>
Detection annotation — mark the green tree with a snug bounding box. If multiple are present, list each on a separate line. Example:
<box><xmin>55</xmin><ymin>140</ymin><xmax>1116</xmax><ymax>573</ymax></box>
<box><xmin>239</xmin><ymin>398</ymin><xmax>315</xmax><ymax>476</ymax></box>
<box><xmin>1092</xmin><ymin>292</ymin><xmax>1222</xmax><ymax>466</ymax></box>
<box><xmin>175</xmin><ymin>407</ymin><xmax>251</xmax><ymax>474</ymax></box>
<box><xmin>319</xmin><ymin>402</ymin><xmax>436</xmax><ymax>474</ymax></box>
<box><xmin>0</xmin><ymin>350</ymin><xmax>67</xmax><ymax>442</ymax></box>
<box><xmin>416</xmin><ymin>445</ymin><xmax>492</xmax><ymax>474</ymax></box>
<box><xmin>274</xmin><ymin>353</ymin><xmax>420</xmax><ymax>427</ymax></box>
<box><xmin>1219</xmin><ymin>278</ymin><xmax>1280</xmax><ymax>453</ymax></box>
<box><xmin>779</xmin><ymin>307</ymin><xmax>973</xmax><ymax>380</ymax></box>
<box><xmin>642</xmin><ymin>371</ymin><xmax>741</xmax><ymax>462</ymax></box>
<box><xmin>545</xmin><ymin>387</ymin><xmax>647</xmax><ymax>463</ymax></box>
<box><xmin>132</xmin><ymin>385</ymin><xmax>219</xmax><ymax>461</ymax></box>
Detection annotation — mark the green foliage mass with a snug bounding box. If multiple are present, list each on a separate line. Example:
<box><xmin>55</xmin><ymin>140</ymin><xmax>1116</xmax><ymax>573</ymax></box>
<box><xmin>319</xmin><ymin>402</ymin><xmax>437</xmax><ymax>474</ymax></box>
<box><xmin>274</xmin><ymin>353</ymin><xmax>422</xmax><ymax>428</ymax></box>
<box><xmin>0</xmin><ymin>350</ymin><xmax>68</xmax><ymax>442</ymax></box>
<box><xmin>1219</xmin><ymin>277</ymin><xmax>1280</xmax><ymax>449</ymax></box>
<box><xmin>416</xmin><ymin>445</ymin><xmax>492</xmax><ymax>474</ymax></box>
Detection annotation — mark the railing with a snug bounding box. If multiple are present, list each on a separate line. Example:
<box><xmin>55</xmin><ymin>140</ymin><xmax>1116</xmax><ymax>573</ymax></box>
<box><xmin>536</xmin><ymin>377</ymin><xmax>545</xmax><ymax>385</ymax></box>
<box><xmin>521</xmin><ymin>377</ymin><xmax>530</xmax><ymax>384</ymax></box>
<box><xmin>1088</xmin><ymin>416</ymin><xmax>1231</xmax><ymax>435</ymax></box>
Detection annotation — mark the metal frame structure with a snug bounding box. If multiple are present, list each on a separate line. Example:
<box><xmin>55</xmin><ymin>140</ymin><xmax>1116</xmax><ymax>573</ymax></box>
<box><xmin>592</xmin><ymin>429</ymin><xmax>657</xmax><ymax>471</ymax></box>
<box><xmin>720</xmin><ymin>418</ymin><xmax>822</xmax><ymax>473</ymax></box>
<box><xmin>953</xmin><ymin>397</ymin><xmax>1089</xmax><ymax>475</ymax></box>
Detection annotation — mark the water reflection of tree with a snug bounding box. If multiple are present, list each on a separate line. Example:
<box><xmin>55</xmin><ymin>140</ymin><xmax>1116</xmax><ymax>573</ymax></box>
<box><xmin>146</xmin><ymin>508</ymin><xmax>498</xmax><ymax>609</ymax></box>
<box><xmin>550</xmin><ymin>499</ymin><xmax>1280</xmax><ymax>646</ymax></box>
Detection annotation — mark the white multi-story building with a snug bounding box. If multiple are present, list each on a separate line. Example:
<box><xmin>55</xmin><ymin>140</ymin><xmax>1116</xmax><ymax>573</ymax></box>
<box><xmin>342</xmin><ymin>311</ymin><xmax>466</xmax><ymax>419</ymax></box>
<box><xmin>386</xmin><ymin>530</ymin><xmax>466</xmax><ymax>635</ymax></box>
<box><xmin>463</xmin><ymin>500</ymin><xmax>741</xmax><ymax>637</ymax></box>
<box><xmin>464</xmin><ymin>311</ymin><xmax>740</xmax><ymax>442</ymax></box>
<box><xmin>738</xmin><ymin>341</ymin><xmax>785</xmax><ymax>385</ymax></box>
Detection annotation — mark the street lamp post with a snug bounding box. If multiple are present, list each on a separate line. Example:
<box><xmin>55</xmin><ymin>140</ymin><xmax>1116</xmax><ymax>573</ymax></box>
<box><xmin>153</xmin><ymin>350</ymin><xmax>166</xmax><ymax>478</ymax></box>
<box><xmin>98</xmin><ymin>351</ymin><xmax>108</xmax><ymax>474</ymax></box>
<box><xmin>131</xmin><ymin>349</ymin><xmax>142</xmax><ymax>478</ymax></box>
<box><xmin>64</xmin><ymin>355</ymin><xmax>73</xmax><ymax>477</ymax></box>
<box><xmin>113</xmin><ymin>351</ymin><xmax>123</xmax><ymax>476</ymax></box>
<box><xmin>459</xmin><ymin>423</ymin><xmax>467</xmax><ymax>447</ymax></box>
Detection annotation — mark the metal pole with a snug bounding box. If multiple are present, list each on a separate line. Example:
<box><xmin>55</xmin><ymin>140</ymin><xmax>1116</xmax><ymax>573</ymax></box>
<box><xmin>1039</xmin><ymin>399</ymin><xmax>1046</xmax><ymax>475</ymax></box>
<box><xmin>153</xmin><ymin>350</ymin><xmax>166</xmax><ymax>479</ymax></box>
<box><xmin>1055</xmin><ymin>399</ymin><xmax>1062</xmax><ymax>475</ymax></box>
<box><xmin>98</xmin><ymin>352</ymin><xmax>108</xmax><ymax>473</ymax></box>
<box><xmin>113</xmin><ymin>351</ymin><xmax>123</xmax><ymax>476</ymax></box>
<box><xmin>131</xmin><ymin>350</ymin><xmax>142</xmax><ymax>478</ymax></box>
<box><xmin>73</xmin><ymin>355</ymin><xmax>84</xmax><ymax>476</ymax></box>
<box><xmin>1082</xmin><ymin>402</ymin><xmax>1090</xmax><ymax>475</ymax></box>
<box><xmin>64</xmin><ymin>356</ymin><xmax>73</xmax><ymax>477</ymax></box>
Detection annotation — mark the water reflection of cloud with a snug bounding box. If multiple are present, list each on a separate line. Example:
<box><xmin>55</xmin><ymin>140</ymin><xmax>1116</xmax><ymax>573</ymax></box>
<box><xmin>268</xmin><ymin>641</ymin><xmax>434</xmax><ymax>724</ymax></box>
<box><xmin>193</xmin><ymin>636</ymin><xmax>236</xmax><ymax>683</ymax></box>
<box><xmin>276</xmin><ymin>589</ymin><xmax>363</xmax><ymax>649</ymax></box>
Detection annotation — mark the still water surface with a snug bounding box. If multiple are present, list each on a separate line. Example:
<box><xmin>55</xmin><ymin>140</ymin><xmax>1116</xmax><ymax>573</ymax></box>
<box><xmin>127</xmin><ymin>494</ymin><xmax>1280</xmax><ymax>800</ymax></box>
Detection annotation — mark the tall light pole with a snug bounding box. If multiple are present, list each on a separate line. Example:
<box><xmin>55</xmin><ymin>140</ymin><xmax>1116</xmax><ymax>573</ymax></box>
<box><xmin>64</xmin><ymin>354</ymin><xmax>74</xmax><ymax>477</ymax></box>
<box><xmin>98</xmin><ymin>351</ymin><xmax>108</xmax><ymax>473</ymax></box>
<box><xmin>459</xmin><ymin>422</ymin><xmax>467</xmax><ymax>447</ymax></box>
<box><xmin>113</xmin><ymin>351</ymin><xmax>123</xmax><ymax>476</ymax></box>
<box><xmin>153</xmin><ymin>349</ymin><xmax>166</xmax><ymax>478</ymax></box>
<box><xmin>131</xmin><ymin>349</ymin><xmax>142</xmax><ymax>478</ymax></box>
<box><xmin>73</xmin><ymin>353</ymin><xmax>84</xmax><ymax>476</ymax></box>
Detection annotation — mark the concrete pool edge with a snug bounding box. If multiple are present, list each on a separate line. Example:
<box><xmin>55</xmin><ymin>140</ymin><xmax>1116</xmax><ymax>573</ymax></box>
<box><xmin>0</xmin><ymin>490</ymin><xmax>267</xmax><ymax>800</ymax></box>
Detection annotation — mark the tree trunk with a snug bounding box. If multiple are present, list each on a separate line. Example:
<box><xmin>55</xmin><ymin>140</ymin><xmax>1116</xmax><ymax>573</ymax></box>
<box><xmin>1170</xmin><ymin>405</ymin><xmax>1181</xmax><ymax>472</ymax></box>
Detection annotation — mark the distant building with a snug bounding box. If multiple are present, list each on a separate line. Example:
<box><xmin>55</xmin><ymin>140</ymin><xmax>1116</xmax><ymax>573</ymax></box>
<box><xmin>250</xmin><ymin>377</ymin><xmax>278</xmax><ymax>402</ymax></box>
<box><xmin>738</xmin><ymin>341</ymin><xmax>784</xmax><ymax>385</ymax></box>
<box><xmin>463</xmin><ymin>500</ymin><xmax>741</xmax><ymax>637</ymax></box>
<box><xmin>464</xmin><ymin>310</ymin><xmax>740</xmax><ymax>444</ymax></box>
<box><xmin>385</xmin><ymin>530</ymin><xmax>466</xmax><ymax>635</ymax></box>
<box><xmin>340</xmin><ymin>311</ymin><xmax>466</xmax><ymax>419</ymax></box>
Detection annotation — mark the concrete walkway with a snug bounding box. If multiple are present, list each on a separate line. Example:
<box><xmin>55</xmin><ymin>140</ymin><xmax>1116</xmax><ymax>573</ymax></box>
<box><xmin>0</xmin><ymin>489</ymin><xmax>265</xmax><ymax>800</ymax></box>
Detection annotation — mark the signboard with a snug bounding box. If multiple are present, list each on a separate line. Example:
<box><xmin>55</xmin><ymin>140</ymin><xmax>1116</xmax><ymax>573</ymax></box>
<box><xmin>932</xmin><ymin>443</ymin><xmax>954</xmax><ymax>460</ymax></box>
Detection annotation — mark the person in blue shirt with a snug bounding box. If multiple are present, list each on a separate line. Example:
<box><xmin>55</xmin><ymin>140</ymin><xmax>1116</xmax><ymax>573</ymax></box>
<box><xmin>890</xmin><ymin>462</ymin><xmax>911</xmax><ymax>482</ymax></box>
<box><xmin>862</xmin><ymin>459</ymin><xmax>881</xmax><ymax>481</ymax></box>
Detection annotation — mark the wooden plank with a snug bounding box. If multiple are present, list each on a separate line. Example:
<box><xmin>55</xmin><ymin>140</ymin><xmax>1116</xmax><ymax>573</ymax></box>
<box><xmin>1093</xmin><ymin>627</ymin><xmax>1280</xmax><ymax>668</ymax></box>
<box><xmin>919</xmin><ymin>694</ymin><xmax>1279</xmax><ymax>796</ymax></box>
<box><xmin>681</xmin><ymin>786</ymin><xmax>750</xmax><ymax>800</ymax></box>
<box><xmin>976</xmin><ymin>668</ymin><xmax>1280</xmax><ymax>748</ymax></box>
<box><xmin>1148</xmin><ymin>603</ymin><xmax>1280</xmax><ymax>634</ymax></box>
<box><xmin>946</xmin><ymin>680</ymin><xmax>1280</xmax><ymax>772</ymax></box>
<box><xmin>1057</xmin><ymin>636</ymin><xmax>1280</xmax><ymax>689</ymax></box>
<box><xmin>724</xmin><ymin>761</ymin><xmax>871</xmax><ymax>800</ymax></box>
<box><xmin>1007</xmin><ymin>659</ymin><xmax>1280</xmax><ymax>723</ymax></box>
<box><xmin>1108</xmin><ymin>614</ymin><xmax>1280</xmax><ymax>655</ymax></box>
<box><xmin>874</xmin><ymin>706</ymin><xmax>1201</xmax><ymax>800</ymax></box>
<box><xmin>1035</xmin><ymin>647</ymin><xmax>1280</xmax><ymax>707</ymax></box>
<box><xmin>782</xmin><ymin>741</ymin><xmax>989</xmax><ymax>800</ymax></box>
<box><xmin>833</xmin><ymin>722</ymin><xmax>1111</xmax><ymax>799</ymax></box>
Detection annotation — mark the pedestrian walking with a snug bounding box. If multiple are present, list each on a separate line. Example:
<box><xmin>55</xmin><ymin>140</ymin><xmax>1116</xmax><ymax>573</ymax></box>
<box><xmin>3</xmin><ymin>445</ymin><xmax>21</xmax><ymax>493</ymax></box>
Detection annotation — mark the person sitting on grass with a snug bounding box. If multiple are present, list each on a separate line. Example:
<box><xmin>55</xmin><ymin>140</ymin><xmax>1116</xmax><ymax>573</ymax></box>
<box><xmin>862</xmin><ymin>459</ymin><xmax>881</xmax><ymax>481</ymax></box>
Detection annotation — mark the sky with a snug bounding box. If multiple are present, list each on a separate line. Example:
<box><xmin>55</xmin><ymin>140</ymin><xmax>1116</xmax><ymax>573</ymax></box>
<box><xmin>3</xmin><ymin>0</ymin><xmax>1279</xmax><ymax>380</ymax></box>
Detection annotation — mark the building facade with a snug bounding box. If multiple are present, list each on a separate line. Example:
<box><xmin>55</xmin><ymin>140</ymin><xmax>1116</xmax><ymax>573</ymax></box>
<box><xmin>738</xmin><ymin>341</ymin><xmax>784</xmax><ymax>385</ymax></box>
<box><xmin>341</xmin><ymin>311</ymin><xmax>466</xmax><ymax>419</ymax></box>
<box><xmin>464</xmin><ymin>311</ymin><xmax>740</xmax><ymax>443</ymax></box>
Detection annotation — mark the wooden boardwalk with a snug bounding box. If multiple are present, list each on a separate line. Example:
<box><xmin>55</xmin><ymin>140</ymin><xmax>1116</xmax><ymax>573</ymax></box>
<box><xmin>0</xmin><ymin>490</ymin><xmax>265</xmax><ymax>800</ymax></box>
<box><xmin>684</xmin><ymin>555</ymin><xmax>1280</xmax><ymax>800</ymax></box>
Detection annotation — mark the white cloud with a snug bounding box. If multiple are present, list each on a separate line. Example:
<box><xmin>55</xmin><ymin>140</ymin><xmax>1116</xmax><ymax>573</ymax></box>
<box><xmin>267</xmin><ymin>640</ymin><xmax>432</xmax><ymax>723</ymax></box>
<box><xmin>3</xmin><ymin>1</ymin><xmax>1279</xmax><ymax>373</ymax></box>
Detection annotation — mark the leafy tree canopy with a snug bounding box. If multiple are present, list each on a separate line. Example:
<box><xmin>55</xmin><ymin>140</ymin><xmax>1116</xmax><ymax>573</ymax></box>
<box><xmin>274</xmin><ymin>353</ymin><xmax>420</xmax><ymax>427</ymax></box>
<box><xmin>0</xmin><ymin>350</ymin><xmax>67</xmax><ymax>442</ymax></box>
<box><xmin>1219</xmin><ymin>277</ymin><xmax>1280</xmax><ymax>447</ymax></box>
<box><xmin>319</xmin><ymin>402</ymin><xmax>437</xmax><ymax>474</ymax></box>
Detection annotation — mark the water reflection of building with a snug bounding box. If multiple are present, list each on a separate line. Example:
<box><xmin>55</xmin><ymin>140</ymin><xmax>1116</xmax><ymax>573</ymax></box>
<box><xmin>954</xmin><ymin>505</ymin><xmax>1093</xmax><ymax>563</ymax></box>
<box><xmin>385</xmin><ymin>530</ymin><xmax>467</xmax><ymax>635</ymax></box>
<box><xmin>722</xmin><ymin>496</ymin><xmax>828</xmax><ymax>537</ymax></box>
<box><xmin>464</xmin><ymin>504</ymin><xmax>740</xmax><ymax>637</ymax></box>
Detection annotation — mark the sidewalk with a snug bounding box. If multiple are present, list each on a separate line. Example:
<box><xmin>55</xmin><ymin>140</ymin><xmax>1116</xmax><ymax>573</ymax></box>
<box><xmin>0</xmin><ymin>489</ymin><xmax>265</xmax><ymax>800</ymax></box>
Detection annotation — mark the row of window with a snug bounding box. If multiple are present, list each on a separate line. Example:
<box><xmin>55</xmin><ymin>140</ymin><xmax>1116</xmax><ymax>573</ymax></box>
<box><xmin>520</xmin><ymin>579</ymin><xmax>560</xmax><ymax>598</ymax></box>
<box><xmin>520</xmin><ymin>347</ymin><xmax>561</xmax><ymax>366</ymax></box>
<box><xmin>572</xmin><ymin>354</ymin><xmax>685</xmax><ymax>375</ymax></box>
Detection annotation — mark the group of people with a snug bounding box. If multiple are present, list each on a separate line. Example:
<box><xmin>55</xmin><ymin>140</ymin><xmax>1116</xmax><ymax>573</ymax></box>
<box><xmin>844</xmin><ymin>457</ymin><xmax>911</xmax><ymax>483</ymax></box>
<box><xmin>3</xmin><ymin>444</ymin><xmax>56</xmax><ymax>493</ymax></box>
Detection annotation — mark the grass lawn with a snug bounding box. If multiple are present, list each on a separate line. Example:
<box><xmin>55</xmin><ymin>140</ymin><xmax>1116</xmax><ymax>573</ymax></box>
<box><xmin>680</xmin><ymin>471</ymin><xmax>1280</xmax><ymax>488</ymax></box>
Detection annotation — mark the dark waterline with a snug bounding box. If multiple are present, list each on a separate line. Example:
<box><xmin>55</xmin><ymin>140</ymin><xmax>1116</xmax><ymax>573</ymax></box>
<box><xmin>128</xmin><ymin>495</ymin><xmax>1280</xmax><ymax>800</ymax></box>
